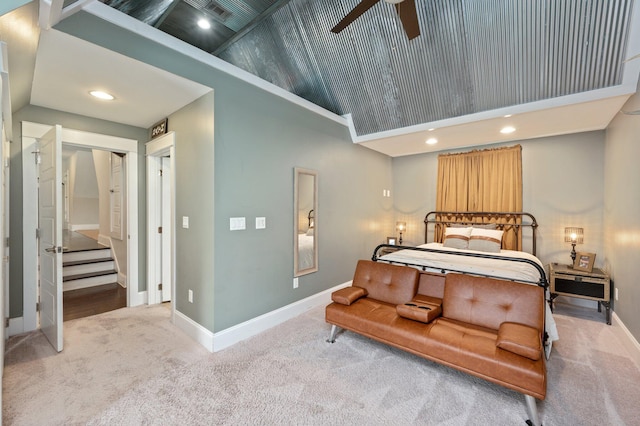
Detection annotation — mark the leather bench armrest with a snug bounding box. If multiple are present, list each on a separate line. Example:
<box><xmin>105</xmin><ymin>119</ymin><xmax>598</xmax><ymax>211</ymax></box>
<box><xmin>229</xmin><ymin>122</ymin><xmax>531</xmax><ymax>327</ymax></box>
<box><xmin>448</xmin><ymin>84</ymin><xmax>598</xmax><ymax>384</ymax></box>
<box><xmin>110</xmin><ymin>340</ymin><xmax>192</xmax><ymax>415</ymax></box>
<box><xmin>331</xmin><ymin>286</ymin><xmax>368</xmax><ymax>305</ymax></box>
<box><xmin>396</xmin><ymin>302</ymin><xmax>442</xmax><ymax>323</ymax></box>
<box><xmin>496</xmin><ymin>322</ymin><xmax>542</xmax><ymax>361</ymax></box>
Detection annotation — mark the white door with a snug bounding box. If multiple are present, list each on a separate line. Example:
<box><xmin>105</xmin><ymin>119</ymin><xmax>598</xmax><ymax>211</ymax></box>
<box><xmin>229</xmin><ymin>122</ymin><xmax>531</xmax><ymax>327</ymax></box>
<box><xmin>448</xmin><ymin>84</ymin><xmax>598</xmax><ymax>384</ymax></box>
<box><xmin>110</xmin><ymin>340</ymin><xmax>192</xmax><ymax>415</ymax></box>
<box><xmin>38</xmin><ymin>125</ymin><xmax>63</xmax><ymax>352</ymax></box>
<box><xmin>110</xmin><ymin>152</ymin><xmax>123</xmax><ymax>240</ymax></box>
<box><xmin>161</xmin><ymin>157</ymin><xmax>172</xmax><ymax>302</ymax></box>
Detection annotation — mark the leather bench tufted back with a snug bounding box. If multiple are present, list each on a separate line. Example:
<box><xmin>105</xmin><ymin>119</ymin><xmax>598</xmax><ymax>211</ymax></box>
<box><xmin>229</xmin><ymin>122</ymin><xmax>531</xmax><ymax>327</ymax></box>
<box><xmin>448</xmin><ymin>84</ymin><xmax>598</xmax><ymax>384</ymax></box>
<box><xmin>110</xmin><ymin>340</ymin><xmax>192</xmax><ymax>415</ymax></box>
<box><xmin>352</xmin><ymin>260</ymin><xmax>419</xmax><ymax>305</ymax></box>
<box><xmin>442</xmin><ymin>273</ymin><xmax>544</xmax><ymax>331</ymax></box>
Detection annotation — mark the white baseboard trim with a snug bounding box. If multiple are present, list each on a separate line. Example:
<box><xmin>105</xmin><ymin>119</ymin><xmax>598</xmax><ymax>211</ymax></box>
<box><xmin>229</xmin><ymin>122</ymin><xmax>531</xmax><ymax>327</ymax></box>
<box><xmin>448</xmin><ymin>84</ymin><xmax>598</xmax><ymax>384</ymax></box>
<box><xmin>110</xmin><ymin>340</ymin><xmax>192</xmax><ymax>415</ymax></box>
<box><xmin>612</xmin><ymin>312</ymin><xmax>640</xmax><ymax>369</ymax></box>
<box><xmin>129</xmin><ymin>290</ymin><xmax>147</xmax><ymax>307</ymax></box>
<box><xmin>174</xmin><ymin>309</ymin><xmax>214</xmax><ymax>352</ymax></box>
<box><xmin>70</xmin><ymin>224</ymin><xmax>99</xmax><ymax>231</ymax></box>
<box><xmin>212</xmin><ymin>280</ymin><xmax>352</xmax><ymax>352</ymax></box>
<box><xmin>7</xmin><ymin>316</ymin><xmax>24</xmax><ymax>337</ymax></box>
<box><xmin>173</xmin><ymin>280</ymin><xmax>352</xmax><ymax>353</ymax></box>
<box><xmin>118</xmin><ymin>272</ymin><xmax>126</xmax><ymax>286</ymax></box>
<box><xmin>98</xmin><ymin>234</ymin><xmax>111</xmax><ymax>247</ymax></box>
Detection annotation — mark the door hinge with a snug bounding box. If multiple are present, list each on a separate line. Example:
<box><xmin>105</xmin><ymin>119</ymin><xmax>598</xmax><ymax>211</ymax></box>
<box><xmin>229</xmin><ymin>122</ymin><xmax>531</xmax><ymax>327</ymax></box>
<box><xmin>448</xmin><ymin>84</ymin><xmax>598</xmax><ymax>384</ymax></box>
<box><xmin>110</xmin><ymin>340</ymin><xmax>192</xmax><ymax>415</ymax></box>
<box><xmin>5</xmin><ymin>318</ymin><xmax>9</xmax><ymax>328</ymax></box>
<box><xmin>36</xmin><ymin>228</ymin><xmax>40</xmax><ymax>239</ymax></box>
<box><xmin>5</xmin><ymin>237</ymin><xmax>9</xmax><ymax>248</ymax></box>
<box><xmin>36</xmin><ymin>302</ymin><xmax>40</xmax><ymax>312</ymax></box>
<box><xmin>158</xmin><ymin>283</ymin><xmax>163</xmax><ymax>291</ymax></box>
<box><xmin>158</xmin><ymin>226</ymin><xmax>162</xmax><ymax>234</ymax></box>
<box><xmin>159</xmin><ymin>169</ymin><xmax>163</xmax><ymax>177</ymax></box>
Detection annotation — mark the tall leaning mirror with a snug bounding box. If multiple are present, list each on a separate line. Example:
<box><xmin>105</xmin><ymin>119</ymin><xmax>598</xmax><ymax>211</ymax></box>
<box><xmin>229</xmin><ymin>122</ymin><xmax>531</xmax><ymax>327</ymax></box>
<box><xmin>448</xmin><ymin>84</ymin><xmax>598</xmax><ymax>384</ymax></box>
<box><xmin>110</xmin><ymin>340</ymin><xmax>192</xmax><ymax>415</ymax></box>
<box><xmin>294</xmin><ymin>167</ymin><xmax>318</xmax><ymax>277</ymax></box>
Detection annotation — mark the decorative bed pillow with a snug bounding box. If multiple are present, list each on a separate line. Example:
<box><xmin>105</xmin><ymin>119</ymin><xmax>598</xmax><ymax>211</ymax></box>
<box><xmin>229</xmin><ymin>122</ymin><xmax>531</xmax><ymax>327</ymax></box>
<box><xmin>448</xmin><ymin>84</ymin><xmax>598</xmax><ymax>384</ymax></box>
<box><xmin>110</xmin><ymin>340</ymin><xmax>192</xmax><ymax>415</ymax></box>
<box><xmin>443</xmin><ymin>226</ymin><xmax>472</xmax><ymax>249</ymax></box>
<box><xmin>473</xmin><ymin>223</ymin><xmax>498</xmax><ymax>230</ymax></box>
<box><xmin>468</xmin><ymin>228</ymin><xmax>503</xmax><ymax>252</ymax></box>
<box><xmin>306</xmin><ymin>227</ymin><xmax>314</xmax><ymax>236</ymax></box>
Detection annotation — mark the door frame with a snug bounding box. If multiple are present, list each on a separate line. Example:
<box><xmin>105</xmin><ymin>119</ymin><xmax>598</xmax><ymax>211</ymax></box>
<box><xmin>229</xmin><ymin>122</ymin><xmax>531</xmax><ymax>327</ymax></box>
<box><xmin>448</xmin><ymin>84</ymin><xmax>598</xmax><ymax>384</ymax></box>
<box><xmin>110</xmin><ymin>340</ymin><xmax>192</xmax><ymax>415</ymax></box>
<box><xmin>145</xmin><ymin>132</ymin><xmax>175</xmax><ymax>317</ymax></box>
<box><xmin>21</xmin><ymin>121</ymin><xmax>140</xmax><ymax>333</ymax></box>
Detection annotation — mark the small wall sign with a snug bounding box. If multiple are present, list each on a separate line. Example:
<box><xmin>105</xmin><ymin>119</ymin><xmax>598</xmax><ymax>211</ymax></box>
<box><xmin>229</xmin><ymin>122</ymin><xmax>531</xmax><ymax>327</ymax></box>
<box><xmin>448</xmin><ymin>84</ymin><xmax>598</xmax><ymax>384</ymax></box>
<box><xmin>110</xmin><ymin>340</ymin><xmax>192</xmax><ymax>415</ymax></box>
<box><xmin>151</xmin><ymin>118</ymin><xmax>168</xmax><ymax>139</ymax></box>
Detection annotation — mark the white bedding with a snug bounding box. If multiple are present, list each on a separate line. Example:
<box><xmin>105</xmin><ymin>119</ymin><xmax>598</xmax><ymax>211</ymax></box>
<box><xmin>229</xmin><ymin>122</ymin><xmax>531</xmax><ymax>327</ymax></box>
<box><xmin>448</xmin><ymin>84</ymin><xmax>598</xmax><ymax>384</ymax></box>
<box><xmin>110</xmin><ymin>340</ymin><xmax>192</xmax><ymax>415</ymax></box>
<box><xmin>298</xmin><ymin>234</ymin><xmax>315</xmax><ymax>270</ymax></box>
<box><xmin>380</xmin><ymin>243</ymin><xmax>559</xmax><ymax>342</ymax></box>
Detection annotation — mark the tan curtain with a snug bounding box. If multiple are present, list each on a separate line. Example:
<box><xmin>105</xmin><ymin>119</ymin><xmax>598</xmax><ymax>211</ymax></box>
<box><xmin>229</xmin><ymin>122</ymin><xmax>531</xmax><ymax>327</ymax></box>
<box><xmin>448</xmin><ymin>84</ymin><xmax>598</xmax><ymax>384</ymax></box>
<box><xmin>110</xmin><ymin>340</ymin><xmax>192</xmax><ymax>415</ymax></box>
<box><xmin>435</xmin><ymin>145</ymin><xmax>523</xmax><ymax>249</ymax></box>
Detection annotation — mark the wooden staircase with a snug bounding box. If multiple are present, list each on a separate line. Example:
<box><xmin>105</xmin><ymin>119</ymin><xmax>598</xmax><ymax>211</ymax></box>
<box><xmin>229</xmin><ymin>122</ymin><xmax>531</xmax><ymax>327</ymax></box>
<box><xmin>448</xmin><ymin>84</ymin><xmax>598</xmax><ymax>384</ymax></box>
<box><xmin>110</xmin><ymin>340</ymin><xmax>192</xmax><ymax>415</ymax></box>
<box><xmin>63</xmin><ymin>246</ymin><xmax>118</xmax><ymax>292</ymax></box>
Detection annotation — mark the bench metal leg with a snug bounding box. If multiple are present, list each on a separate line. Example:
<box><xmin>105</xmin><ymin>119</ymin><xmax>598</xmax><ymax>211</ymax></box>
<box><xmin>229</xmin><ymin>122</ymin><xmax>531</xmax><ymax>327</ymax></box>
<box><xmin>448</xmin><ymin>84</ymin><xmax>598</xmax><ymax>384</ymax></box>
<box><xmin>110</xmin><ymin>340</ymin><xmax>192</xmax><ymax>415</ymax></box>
<box><xmin>524</xmin><ymin>394</ymin><xmax>541</xmax><ymax>426</ymax></box>
<box><xmin>326</xmin><ymin>325</ymin><xmax>339</xmax><ymax>343</ymax></box>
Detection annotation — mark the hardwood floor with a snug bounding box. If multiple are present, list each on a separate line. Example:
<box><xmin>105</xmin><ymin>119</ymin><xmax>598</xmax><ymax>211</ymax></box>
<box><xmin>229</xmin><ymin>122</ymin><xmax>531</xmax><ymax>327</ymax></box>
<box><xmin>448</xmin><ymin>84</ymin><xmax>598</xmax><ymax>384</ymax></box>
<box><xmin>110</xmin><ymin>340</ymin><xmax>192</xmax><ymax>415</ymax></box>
<box><xmin>63</xmin><ymin>283</ymin><xmax>127</xmax><ymax>322</ymax></box>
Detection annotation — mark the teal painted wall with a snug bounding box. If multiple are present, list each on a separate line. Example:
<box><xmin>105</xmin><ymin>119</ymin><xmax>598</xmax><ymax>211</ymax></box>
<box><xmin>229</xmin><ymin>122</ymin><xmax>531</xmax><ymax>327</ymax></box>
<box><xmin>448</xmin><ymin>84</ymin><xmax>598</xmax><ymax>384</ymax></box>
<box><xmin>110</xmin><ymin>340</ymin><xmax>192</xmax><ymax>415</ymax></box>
<box><xmin>0</xmin><ymin>0</ymin><xmax>31</xmax><ymax>17</ymax></box>
<box><xmin>167</xmin><ymin>93</ymin><xmax>216</xmax><ymax>325</ymax></box>
<box><xmin>9</xmin><ymin>105</ymin><xmax>148</xmax><ymax>317</ymax></box>
<box><xmin>56</xmin><ymin>12</ymin><xmax>393</xmax><ymax>332</ymax></box>
<box><xmin>604</xmin><ymin>81</ymin><xmax>640</xmax><ymax>344</ymax></box>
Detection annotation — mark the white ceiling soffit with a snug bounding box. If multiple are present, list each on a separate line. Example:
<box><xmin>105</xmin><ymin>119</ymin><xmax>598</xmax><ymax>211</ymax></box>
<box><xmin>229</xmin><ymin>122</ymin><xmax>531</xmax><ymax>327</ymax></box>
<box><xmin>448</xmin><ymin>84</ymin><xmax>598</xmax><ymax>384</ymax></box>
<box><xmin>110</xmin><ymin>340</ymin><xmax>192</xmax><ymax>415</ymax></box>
<box><xmin>358</xmin><ymin>94</ymin><xmax>632</xmax><ymax>157</ymax></box>
<box><xmin>30</xmin><ymin>28</ymin><xmax>211</xmax><ymax>128</ymax></box>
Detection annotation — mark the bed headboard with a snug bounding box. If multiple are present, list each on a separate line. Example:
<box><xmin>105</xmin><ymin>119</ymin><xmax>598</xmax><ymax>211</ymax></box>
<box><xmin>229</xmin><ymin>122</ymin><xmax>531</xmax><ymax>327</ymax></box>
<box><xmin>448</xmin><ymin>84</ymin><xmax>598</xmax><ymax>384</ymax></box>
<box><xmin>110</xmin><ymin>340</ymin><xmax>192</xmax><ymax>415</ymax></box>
<box><xmin>424</xmin><ymin>211</ymin><xmax>539</xmax><ymax>255</ymax></box>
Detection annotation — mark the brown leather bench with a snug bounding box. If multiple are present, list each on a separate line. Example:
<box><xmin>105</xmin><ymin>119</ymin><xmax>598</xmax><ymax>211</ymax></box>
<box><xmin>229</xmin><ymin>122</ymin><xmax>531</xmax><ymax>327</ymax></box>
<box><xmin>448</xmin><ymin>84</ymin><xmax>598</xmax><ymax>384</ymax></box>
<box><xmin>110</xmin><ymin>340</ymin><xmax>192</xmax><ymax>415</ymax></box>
<box><xmin>326</xmin><ymin>260</ymin><xmax>546</xmax><ymax>426</ymax></box>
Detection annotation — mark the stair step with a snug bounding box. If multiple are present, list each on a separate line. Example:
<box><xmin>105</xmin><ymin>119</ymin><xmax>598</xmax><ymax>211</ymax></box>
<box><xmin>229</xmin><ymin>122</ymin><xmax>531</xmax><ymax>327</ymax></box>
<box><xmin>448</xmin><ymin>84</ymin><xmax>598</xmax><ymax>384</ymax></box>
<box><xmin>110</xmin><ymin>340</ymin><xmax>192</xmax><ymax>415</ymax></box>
<box><xmin>63</xmin><ymin>274</ymin><xmax>119</xmax><ymax>292</ymax></box>
<box><xmin>63</xmin><ymin>269</ymin><xmax>118</xmax><ymax>282</ymax></box>
<box><xmin>63</xmin><ymin>248</ymin><xmax>112</xmax><ymax>263</ymax></box>
<box><xmin>63</xmin><ymin>260</ymin><xmax>115</xmax><ymax>277</ymax></box>
<box><xmin>63</xmin><ymin>257</ymin><xmax>114</xmax><ymax>267</ymax></box>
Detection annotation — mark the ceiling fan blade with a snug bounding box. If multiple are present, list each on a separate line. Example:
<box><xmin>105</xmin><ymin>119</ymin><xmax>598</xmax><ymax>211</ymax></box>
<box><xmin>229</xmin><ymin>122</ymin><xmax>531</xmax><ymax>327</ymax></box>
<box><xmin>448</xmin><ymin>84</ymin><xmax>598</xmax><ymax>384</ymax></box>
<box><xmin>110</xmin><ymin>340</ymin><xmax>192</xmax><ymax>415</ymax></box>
<box><xmin>332</xmin><ymin>0</ymin><xmax>381</xmax><ymax>34</ymax></box>
<box><xmin>395</xmin><ymin>0</ymin><xmax>420</xmax><ymax>40</ymax></box>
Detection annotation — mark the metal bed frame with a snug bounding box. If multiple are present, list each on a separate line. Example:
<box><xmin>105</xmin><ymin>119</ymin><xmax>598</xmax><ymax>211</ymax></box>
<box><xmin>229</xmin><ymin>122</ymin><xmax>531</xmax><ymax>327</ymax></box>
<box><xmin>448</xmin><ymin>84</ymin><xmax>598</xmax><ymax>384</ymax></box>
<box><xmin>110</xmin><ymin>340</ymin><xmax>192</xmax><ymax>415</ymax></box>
<box><xmin>372</xmin><ymin>211</ymin><xmax>544</xmax><ymax>287</ymax></box>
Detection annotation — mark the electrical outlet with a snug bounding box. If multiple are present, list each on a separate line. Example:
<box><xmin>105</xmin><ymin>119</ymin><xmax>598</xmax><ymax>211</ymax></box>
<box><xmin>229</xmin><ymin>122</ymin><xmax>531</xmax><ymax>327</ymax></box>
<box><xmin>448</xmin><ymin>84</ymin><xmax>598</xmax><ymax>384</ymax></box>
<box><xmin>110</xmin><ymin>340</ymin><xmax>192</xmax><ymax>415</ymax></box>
<box><xmin>293</xmin><ymin>277</ymin><xmax>299</xmax><ymax>289</ymax></box>
<box><xmin>188</xmin><ymin>289</ymin><xmax>193</xmax><ymax>303</ymax></box>
<box><xmin>615</xmin><ymin>288</ymin><xmax>619</xmax><ymax>301</ymax></box>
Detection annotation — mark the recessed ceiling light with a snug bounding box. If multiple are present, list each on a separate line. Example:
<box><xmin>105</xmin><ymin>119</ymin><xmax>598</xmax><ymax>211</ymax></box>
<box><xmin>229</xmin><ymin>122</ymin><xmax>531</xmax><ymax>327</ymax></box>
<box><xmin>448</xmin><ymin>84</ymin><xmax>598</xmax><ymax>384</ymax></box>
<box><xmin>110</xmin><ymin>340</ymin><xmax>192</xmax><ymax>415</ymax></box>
<box><xmin>504</xmin><ymin>114</ymin><xmax>512</xmax><ymax>118</ymax></box>
<box><xmin>197</xmin><ymin>18</ymin><xmax>211</xmax><ymax>29</ymax></box>
<box><xmin>500</xmin><ymin>126</ymin><xmax>516</xmax><ymax>134</ymax></box>
<box><xmin>89</xmin><ymin>90</ymin><xmax>114</xmax><ymax>101</ymax></box>
<box><xmin>428</xmin><ymin>128</ymin><xmax>435</xmax><ymax>131</ymax></box>
<box><xmin>426</xmin><ymin>138</ymin><xmax>438</xmax><ymax>145</ymax></box>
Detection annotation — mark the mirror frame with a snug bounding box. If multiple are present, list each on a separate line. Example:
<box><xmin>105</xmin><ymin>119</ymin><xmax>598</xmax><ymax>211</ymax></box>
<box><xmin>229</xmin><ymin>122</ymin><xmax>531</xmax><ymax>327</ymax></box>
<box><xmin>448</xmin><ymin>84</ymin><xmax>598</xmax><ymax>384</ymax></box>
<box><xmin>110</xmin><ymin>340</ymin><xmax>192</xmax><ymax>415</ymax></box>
<box><xmin>293</xmin><ymin>167</ymin><xmax>318</xmax><ymax>277</ymax></box>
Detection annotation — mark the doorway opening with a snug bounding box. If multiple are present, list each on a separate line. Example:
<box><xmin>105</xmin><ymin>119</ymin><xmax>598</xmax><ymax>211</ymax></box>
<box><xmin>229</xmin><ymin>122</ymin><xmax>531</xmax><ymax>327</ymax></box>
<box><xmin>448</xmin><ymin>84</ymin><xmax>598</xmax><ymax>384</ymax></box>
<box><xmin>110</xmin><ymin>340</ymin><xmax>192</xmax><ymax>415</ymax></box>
<box><xmin>60</xmin><ymin>147</ymin><xmax>127</xmax><ymax>321</ymax></box>
<box><xmin>21</xmin><ymin>122</ymin><xmax>140</xmax><ymax>347</ymax></box>
<box><xmin>146</xmin><ymin>132</ymin><xmax>175</xmax><ymax>313</ymax></box>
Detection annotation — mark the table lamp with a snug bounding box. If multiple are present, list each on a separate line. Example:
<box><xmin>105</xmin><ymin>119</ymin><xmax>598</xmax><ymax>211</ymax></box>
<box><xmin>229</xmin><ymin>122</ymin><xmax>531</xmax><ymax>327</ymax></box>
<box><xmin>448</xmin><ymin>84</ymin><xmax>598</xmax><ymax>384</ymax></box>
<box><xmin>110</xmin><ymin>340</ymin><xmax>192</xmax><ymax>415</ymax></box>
<box><xmin>564</xmin><ymin>227</ymin><xmax>584</xmax><ymax>264</ymax></box>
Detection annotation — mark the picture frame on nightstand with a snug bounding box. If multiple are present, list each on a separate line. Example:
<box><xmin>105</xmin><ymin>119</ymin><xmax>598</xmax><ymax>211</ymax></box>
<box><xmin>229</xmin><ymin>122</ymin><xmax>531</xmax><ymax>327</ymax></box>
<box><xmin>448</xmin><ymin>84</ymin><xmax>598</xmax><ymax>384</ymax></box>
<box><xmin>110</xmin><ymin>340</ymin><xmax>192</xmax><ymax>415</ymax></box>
<box><xmin>574</xmin><ymin>252</ymin><xmax>596</xmax><ymax>272</ymax></box>
<box><xmin>387</xmin><ymin>237</ymin><xmax>397</xmax><ymax>245</ymax></box>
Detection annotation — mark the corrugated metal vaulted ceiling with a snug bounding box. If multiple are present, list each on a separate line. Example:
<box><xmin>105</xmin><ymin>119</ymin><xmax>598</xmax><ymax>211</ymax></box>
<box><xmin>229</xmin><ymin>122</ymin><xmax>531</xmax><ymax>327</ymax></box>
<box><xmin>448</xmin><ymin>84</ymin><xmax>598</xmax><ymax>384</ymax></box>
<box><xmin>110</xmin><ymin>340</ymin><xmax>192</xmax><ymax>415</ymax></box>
<box><xmin>101</xmin><ymin>0</ymin><xmax>635</xmax><ymax>136</ymax></box>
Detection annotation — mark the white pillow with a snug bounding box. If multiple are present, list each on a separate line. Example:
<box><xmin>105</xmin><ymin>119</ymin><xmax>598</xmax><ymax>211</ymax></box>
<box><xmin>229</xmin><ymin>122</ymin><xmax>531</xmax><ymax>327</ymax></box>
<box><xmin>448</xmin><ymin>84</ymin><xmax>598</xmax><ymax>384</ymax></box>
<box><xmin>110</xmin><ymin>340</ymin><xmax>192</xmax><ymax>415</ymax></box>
<box><xmin>443</xmin><ymin>226</ymin><xmax>472</xmax><ymax>249</ymax></box>
<box><xmin>468</xmin><ymin>228</ymin><xmax>504</xmax><ymax>252</ymax></box>
<box><xmin>306</xmin><ymin>227</ymin><xmax>314</xmax><ymax>236</ymax></box>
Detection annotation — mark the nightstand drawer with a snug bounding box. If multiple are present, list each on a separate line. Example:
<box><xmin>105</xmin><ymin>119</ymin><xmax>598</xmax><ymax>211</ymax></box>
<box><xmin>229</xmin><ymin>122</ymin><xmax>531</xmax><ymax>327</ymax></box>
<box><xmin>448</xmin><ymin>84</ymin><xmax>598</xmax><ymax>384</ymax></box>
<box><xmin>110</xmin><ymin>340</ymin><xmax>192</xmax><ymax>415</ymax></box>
<box><xmin>554</xmin><ymin>276</ymin><xmax>606</xmax><ymax>299</ymax></box>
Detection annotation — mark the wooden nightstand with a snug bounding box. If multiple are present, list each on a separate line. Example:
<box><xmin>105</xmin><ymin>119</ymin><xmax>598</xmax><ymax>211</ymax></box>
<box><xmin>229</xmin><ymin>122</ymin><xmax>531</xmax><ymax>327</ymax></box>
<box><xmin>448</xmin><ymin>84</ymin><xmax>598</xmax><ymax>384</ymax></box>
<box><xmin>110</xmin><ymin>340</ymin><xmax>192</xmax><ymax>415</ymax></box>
<box><xmin>548</xmin><ymin>262</ymin><xmax>611</xmax><ymax>325</ymax></box>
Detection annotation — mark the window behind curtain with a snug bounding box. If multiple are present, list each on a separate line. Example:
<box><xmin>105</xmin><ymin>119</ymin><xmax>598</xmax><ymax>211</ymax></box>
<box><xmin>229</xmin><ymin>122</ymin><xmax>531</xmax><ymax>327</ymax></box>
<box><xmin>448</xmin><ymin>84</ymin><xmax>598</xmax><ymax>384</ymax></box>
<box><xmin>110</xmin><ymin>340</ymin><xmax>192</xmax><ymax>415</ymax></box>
<box><xmin>435</xmin><ymin>145</ymin><xmax>523</xmax><ymax>250</ymax></box>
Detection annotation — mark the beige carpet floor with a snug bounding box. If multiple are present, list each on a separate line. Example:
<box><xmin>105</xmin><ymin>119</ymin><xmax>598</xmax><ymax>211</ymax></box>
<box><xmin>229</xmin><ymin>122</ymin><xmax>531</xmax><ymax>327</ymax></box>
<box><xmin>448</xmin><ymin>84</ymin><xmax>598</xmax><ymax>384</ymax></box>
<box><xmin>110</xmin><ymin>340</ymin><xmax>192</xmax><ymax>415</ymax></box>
<box><xmin>3</xmin><ymin>302</ymin><xmax>640</xmax><ymax>425</ymax></box>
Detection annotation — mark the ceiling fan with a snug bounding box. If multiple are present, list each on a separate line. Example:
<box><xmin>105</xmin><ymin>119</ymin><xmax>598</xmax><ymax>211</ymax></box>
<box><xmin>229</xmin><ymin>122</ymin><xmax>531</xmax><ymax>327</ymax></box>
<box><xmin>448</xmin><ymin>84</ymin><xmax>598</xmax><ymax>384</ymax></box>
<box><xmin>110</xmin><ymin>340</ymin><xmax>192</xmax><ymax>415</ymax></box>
<box><xmin>332</xmin><ymin>0</ymin><xmax>420</xmax><ymax>40</ymax></box>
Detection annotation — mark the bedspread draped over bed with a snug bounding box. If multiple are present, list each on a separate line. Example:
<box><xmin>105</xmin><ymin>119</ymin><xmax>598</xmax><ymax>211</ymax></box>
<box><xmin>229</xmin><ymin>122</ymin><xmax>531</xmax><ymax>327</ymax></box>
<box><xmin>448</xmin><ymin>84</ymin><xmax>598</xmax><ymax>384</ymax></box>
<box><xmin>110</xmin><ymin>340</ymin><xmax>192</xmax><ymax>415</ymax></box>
<box><xmin>298</xmin><ymin>234</ymin><xmax>314</xmax><ymax>271</ymax></box>
<box><xmin>377</xmin><ymin>243</ymin><xmax>559</xmax><ymax>343</ymax></box>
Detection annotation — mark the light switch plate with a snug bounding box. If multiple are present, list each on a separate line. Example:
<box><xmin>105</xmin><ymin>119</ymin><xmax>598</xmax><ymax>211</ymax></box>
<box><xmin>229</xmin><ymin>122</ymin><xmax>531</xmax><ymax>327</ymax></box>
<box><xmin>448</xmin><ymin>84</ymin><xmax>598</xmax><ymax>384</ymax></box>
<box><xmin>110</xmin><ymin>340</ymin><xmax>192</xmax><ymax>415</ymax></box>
<box><xmin>256</xmin><ymin>217</ymin><xmax>266</xmax><ymax>229</ymax></box>
<box><xmin>230</xmin><ymin>217</ymin><xmax>246</xmax><ymax>231</ymax></box>
<box><xmin>182</xmin><ymin>216</ymin><xmax>189</xmax><ymax>229</ymax></box>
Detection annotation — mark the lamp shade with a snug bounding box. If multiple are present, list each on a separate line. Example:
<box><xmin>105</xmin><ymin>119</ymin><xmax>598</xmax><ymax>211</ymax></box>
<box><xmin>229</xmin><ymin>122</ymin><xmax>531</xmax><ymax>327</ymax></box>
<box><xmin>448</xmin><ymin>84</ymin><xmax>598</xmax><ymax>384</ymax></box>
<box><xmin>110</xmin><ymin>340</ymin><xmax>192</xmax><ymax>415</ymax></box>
<box><xmin>564</xmin><ymin>227</ymin><xmax>584</xmax><ymax>244</ymax></box>
<box><xmin>396</xmin><ymin>221</ymin><xmax>406</xmax><ymax>232</ymax></box>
